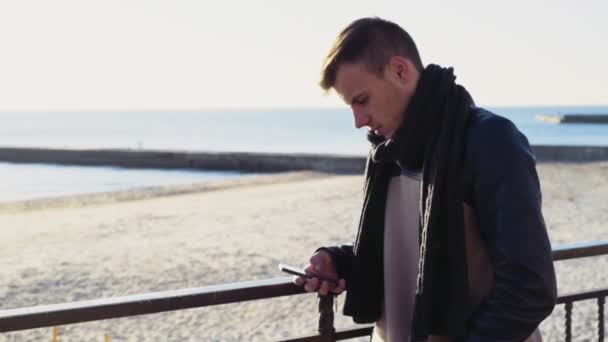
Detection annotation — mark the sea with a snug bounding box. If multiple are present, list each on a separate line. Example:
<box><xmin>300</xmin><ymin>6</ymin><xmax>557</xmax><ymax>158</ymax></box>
<box><xmin>1</xmin><ymin>106</ymin><xmax>607</xmax><ymax>202</ymax></box>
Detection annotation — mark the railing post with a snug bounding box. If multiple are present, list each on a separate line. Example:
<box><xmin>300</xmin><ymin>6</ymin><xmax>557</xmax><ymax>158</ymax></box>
<box><xmin>599</xmin><ymin>296</ymin><xmax>605</xmax><ymax>342</ymax></box>
<box><xmin>318</xmin><ymin>295</ymin><xmax>336</xmax><ymax>341</ymax></box>
<box><xmin>564</xmin><ymin>302</ymin><xmax>573</xmax><ymax>342</ymax></box>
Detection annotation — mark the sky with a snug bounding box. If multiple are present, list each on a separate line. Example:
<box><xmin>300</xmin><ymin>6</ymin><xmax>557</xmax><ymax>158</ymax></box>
<box><xmin>0</xmin><ymin>0</ymin><xmax>606</xmax><ymax>111</ymax></box>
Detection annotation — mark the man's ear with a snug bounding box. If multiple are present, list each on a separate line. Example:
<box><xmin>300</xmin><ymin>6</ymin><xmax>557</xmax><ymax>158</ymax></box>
<box><xmin>397</xmin><ymin>67</ymin><xmax>403</xmax><ymax>79</ymax></box>
<box><xmin>387</xmin><ymin>56</ymin><xmax>411</xmax><ymax>84</ymax></box>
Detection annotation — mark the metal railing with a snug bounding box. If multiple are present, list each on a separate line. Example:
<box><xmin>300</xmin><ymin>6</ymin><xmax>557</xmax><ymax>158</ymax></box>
<box><xmin>1</xmin><ymin>240</ymin><xmax>607</xmax><ymax>341</ymax></box>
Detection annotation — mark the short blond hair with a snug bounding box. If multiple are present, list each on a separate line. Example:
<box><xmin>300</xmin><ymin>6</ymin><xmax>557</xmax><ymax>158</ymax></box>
<box><xmin>320</xmin><ymin>17</ymin><xmax>424</xmax><ymax>91</ymax></box>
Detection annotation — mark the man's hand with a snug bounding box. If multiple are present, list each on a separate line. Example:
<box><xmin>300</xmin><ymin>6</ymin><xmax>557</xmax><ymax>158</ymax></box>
<box><xmin>293</xmin><ymin>250</ymin><xmax>346</xmax><ymax>296</ymax></box>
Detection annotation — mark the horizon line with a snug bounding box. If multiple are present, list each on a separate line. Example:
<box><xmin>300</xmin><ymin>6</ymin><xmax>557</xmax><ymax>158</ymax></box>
<box><xmin>1</xmin><ymin>103</ymin><xmax>608</xmax><ymax>113</ymax></box>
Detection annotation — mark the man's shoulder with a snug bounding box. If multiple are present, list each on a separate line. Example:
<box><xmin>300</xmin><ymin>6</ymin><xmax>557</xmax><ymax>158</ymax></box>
<box><xmin>464</xmin><ymin>106</ymin><xmax>536</xmax><ymax>163</ymax></box>
<box><xmin>466</xmin><ymin>106</ymin><xmax>518</xmax><ymax>140</ymax></box>
<box><xmin>461</xmin><ymin>107</ymin><xmax>538</xmax><ymax>204</ymax></box>
<box><xmin>466</xmin><ymin>107</ymin><xmax>530</xmax><ymax>147</ymax></box>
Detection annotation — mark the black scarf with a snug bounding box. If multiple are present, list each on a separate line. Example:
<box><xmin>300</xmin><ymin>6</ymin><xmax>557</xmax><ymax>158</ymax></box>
<box><xmin>343</xmin><ymin>64</ymin><xmax>474</xmax><ymax>339</ymax></box>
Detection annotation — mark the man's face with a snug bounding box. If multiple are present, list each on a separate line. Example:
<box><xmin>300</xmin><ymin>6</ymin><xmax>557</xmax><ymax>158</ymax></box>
<box><xmin>333</xmin><ymin>60</ymin><xmax>416</xmax><ymax>139</ymax></box>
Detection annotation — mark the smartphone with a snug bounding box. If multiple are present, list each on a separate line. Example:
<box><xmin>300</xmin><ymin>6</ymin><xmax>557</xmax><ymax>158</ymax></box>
<box><xmin>278</xmin><ymin>263</ymin><xmax>338</xmax><ymax>286</ymax></box>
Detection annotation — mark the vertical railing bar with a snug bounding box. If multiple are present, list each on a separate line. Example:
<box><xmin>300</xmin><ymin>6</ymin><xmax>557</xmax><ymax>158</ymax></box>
<box><xmin>599</xmin><ymin>296</ymin><xmax>605</xmax><ymax>342</ymax></box>
<box><xmin>318</xmin><ymin>295</ymin><xmax>336</xmax><ymax>342</ymax></box>
<box><xmin>564</xmin><ymin>301</ymin><xmax>573</xmax><ymax>342</ymax></box>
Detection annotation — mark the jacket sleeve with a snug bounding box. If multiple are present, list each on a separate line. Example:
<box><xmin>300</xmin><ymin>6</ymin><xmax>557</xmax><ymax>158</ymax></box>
<box><xmin>316</xmin><ymin>245</ymin><xmax>354</xmax><ymax>283</ymax></box>
<box><xmin>465</xmin><ymin>116</ymin><xmax>557</xmax><ymax>341</ymax></box>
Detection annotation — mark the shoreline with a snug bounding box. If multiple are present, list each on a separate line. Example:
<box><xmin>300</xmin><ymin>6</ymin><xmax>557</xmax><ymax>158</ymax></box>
<box><xmin>1</xmin><ymin>160</ymin><xmax>606</xmax><ymax>213</ymax></box>
<box><xmin>0</xmin><ymin>171</ymin><xmax>332</xmax><ymax>213</ymax></box>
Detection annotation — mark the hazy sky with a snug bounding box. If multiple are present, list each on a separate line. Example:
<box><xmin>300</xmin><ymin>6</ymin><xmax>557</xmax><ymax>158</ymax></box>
<box><xmin>0</xmin><ymin>0</ymin><xmax>606</xmax><ymax>110</ymax></box>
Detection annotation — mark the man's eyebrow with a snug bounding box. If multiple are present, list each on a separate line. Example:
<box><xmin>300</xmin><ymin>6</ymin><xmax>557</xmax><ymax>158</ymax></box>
<box><xmin>339</xmin><ymin>93</ymin><xmax>352</xmax><ymax>105</ymax></box>
<box><xmin>349</xmin><ymin>92</ymin><xmax>366</xmax><ymax>105</ymax></box>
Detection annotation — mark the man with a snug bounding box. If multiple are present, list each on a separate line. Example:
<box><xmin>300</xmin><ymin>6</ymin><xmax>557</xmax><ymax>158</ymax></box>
<box><xmin>294</xmin><ymin>17</ymin><xmax>557</xmax><ymax>341</ymax></box>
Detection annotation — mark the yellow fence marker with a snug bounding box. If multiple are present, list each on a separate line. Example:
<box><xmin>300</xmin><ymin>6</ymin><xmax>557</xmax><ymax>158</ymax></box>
<box><xmin>52</xmin><ymin>326</ymin><xmax>58</xmax><ymax>342</ymax></box>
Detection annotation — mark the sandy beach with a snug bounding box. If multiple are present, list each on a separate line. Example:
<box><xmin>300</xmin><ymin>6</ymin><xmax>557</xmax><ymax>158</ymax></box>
<box><xmin>1</xmin><ymin>162</ymin><xmax>607</xmax><ymax>341</ymax></box>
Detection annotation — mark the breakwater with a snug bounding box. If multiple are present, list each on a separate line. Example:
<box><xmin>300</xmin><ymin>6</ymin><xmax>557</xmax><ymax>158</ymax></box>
<box><xmin>536</xmin><ymin>114</ymin><xmax>608</xmax><ymax>124</ymax></box>
<box><xmin>1</xmin><ymin>145</ymin><xmax>607</xmax><ymax>174</ymax></box>
<box><xmin>0</xmin><ymin>148</ymin><xmax>366</xmax><ymax>174</ymax></box>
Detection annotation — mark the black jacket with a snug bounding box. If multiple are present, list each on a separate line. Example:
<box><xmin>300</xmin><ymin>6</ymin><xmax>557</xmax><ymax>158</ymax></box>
<box><xmin>322</xmin><ymin>107</ymin><xmax>557</xmax><ymax>341</ymax></box>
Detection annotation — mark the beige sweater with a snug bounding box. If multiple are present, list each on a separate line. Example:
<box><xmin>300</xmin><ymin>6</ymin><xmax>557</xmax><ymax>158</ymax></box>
<box><xmin>372</xmin><ymin>171</ymin><xmax>542</xmax><ymax>342</ymax></box>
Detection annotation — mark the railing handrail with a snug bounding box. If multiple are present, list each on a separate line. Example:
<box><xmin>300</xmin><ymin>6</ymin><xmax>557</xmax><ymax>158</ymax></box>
<box><xmin>1</xmin><ymin>240</ymin><xmax>607</xmax><ymax>334</ymax></box>
<box><xmin>556</xmin><ymin>288</ymin><xmax>608</xmax><ymax>304</ymax></box>
<box><xmin>552</xmin><ymin>240</ymin><xmax>608</xmax><ymax>261</ymax></box>
<box><xmin>0</xmin><ymin>277</ymin><xmax>303</xmax><ymax>332</ymax></box>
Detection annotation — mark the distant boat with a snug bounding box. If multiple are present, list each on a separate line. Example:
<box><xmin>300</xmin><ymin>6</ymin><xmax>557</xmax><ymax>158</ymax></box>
<box><xmin>535</xmin><ymin>114</ymin><xmax>608</xmax><ymax>124</ymax></box>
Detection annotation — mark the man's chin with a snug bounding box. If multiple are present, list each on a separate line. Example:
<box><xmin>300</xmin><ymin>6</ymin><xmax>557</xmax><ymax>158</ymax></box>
<box><xmin>373</xmin><ymin>128</ymin><xmax>389</xmax><ymax>138</ymax></box>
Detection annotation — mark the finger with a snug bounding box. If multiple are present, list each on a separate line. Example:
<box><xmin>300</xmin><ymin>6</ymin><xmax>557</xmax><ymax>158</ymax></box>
<box><xmin>331</xmin><ymin>279</ymin><xmax>346</xmax><ymax>294</ymax></box>
<box><xmin>304</xmin><ymin>264</ymin><xmax>315</xmax><ymax>274</ymax></box>
<box><xmin>304</xmin><ymin>277</ymin><xmax>320</xmax><ymax>292</ymax></box>
<box><xmin>293</xmin><ymin>276</ymin><xmax>305</xmax><ymax>286</ymax></box>
<box><xmin>307</xmin><ymin>259</ymin><xmax>324</xmax><ymax>274</ymax></box>
<box><xmin>318</xmin><ymin>281</ymin><xmax>331</xmax><ymax>296</ymax></box>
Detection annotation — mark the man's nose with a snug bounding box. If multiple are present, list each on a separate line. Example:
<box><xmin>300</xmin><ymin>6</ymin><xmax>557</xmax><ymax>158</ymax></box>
<box><xmin>352</xmin><ymin>108</ymin><xmax>369</xmax><ymax>129</ymax></box>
